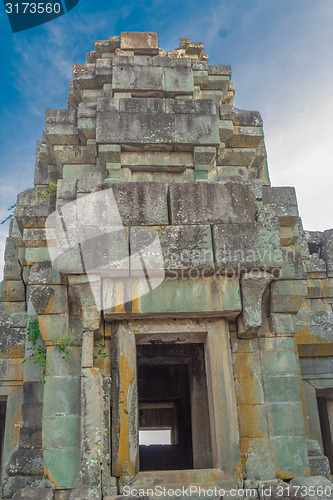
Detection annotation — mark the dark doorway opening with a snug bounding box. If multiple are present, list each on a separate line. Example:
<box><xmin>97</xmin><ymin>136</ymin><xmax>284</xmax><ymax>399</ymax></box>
<box><xmin>317</xmin><ymin>396</ymin><xmax>333</xmax><ymax>474</ymax></box>
<box><xmin>137</xmin><ymin>343</ymin><xmax>212</xmax><ymax>471</ymax></box>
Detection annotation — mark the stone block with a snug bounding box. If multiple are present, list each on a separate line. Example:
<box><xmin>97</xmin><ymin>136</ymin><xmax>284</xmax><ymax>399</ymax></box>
<box><xmin>121</xmin><ymin>151</ymin><xmax>193</xmax><ymax>169</ymax></box>
<box><xmin>166</xmin><ymin>99</ymin><xmax>216</xmax><ymax>115</ymax></box>
<box><xmin>0</xmin><ymin>326</ymin><xmax>25</xmax><ymax>357</ymax></box>
<box><xmin>21</xmin><ymin>403</ymin><xmax>43</xmax><ymax>427</ymax></box>
<box><xmin>16</xmin><ymin>199</ymin><xmax>54</xmax><ymax>230</ymax></box>
<box><xmin>266</xmin><ymin>402</ymin><xmax>306</xmax><ymax>436</ymax></box>
<box><xmin>56</xmin><ymin>179</ymin><xmax>77</xmax><ymax>200</ymax></box>
<box><xmin>307</xmin><ymin>438</ymin><xmax>322</xmax><ymax>456</ymax></box>
<box><xmin>62</xmin><ymin>164</ymin><xmax>95</xmax><ymax>180</ymax></box>
<box><xmin>219</xmin><ymin>147</ymin><xmax>256</xmax><ymax>167</ymax></box>
<box><xmin>322</xmin><ymin>229</ymin><xmax>333</xmax><ymax>277</ymax></box>
<box><xmin>169</xmin><ymin>182</ymin><xmax>257</xmax><ymax>225</ymax></box>
<box><xmin>164</xmin><ymin>65</ymin><xmax>194</xmax><ymax>95</ymax></box>
<box><xmin>23</xmin><ymin>357</ymin><xmax>43</xmax><ymax>382</ymax></box>
<box><xmin>201</xmin><ymin>74</ymin><xmax>230</xmax><ymax>93</ymax></box>
<box><xmin>104</xmin><ymin>276</ymin><xmax>241</xmax><ymax>318</ymax></box>
<box><xmin>53</xmin><ymin>144</ymin><xmax>97</xmax><ymax>167</ymax></box>
<box><xmin>0</xmin><ymin>358</ymin><xmax>23</xmax><ymax>381</ymax></box>
<box><xmin>81</xmin><ymin>331</ymin><xmax>94</xmax><ymax>368</ymax></box>
<box><xmin>43</xmin><ymin>449</ymin><xmax>80</xmax><ymax>489</ymax></box>
<box><xmin>208</xmin><ymin>65</ymin><xmax>231</xmax><ymax>76</ymax></box>
<box><xmin>2</xmin><ymin>477</ymin><xmax>43</xmax><ymax>498</ymax></box>
<box><xmin>270</xmin><ymin>436</ymin><xmax>309</xmax><ymax>479</ymax></box>
<box><xmin>263</xmin><ymin>376</ymin><xmax>301</xmax><ymax>403</ymax></box>
<box><xmin>46</xmin><ymin>346</ymin><xmax>81</xmax><ymax>376</ymax></box>
<box><xmin>95</xmin><ymin>182</ymin><xmax>168</xmax><ymax>225</ymax></box>
<box><xmin>120</xmin><ymin>32</ymin><xmax>159</xmax><ymax>54</ymax></box>
<box><xmin>19</xmin><ymin>426</ymin><xmax>43</xmax><ymax>449</ymax></box>
<box><xmin>77</xmin><ymin>104</ymin><xmax>97</xmax><ymax>141</ymax></box>
<box><xmin>280</xmin><ymin>226</ymin><xmax>293</xmax><ymax>246</ymax></box>
<box><xmin>238</xmin><ymin>271</ymin><xmax>272</xmax><ymax>335</ymax></box>
<box><xmin>73</xmin><ymin>62</ymin><xmax>95</xmax><ymax>86</ymax></box>
<box><xmin>0</xmin><ymin>311</ymin><xmax>27</xmax><ymax>328</ymax></box>
<box><xmin>43</xmin><ymin>376</ymin><xmax>80</xmax><ymax>416</ymax></box>
<box><xmin>300</xmin><ymin>356</ymin><xmax>333</xmax><ymax>376</ymax></box>
<box><xmin>130</xmin><ymin>225</ymin><xmax>214</xmax><ymax>274</ymax></box>
<box><xmin>43</xmin><ymin>415</ymin><xmax>80</xmax><ymax>449</ymax></box>
<box><xmin>174</xmin><ymin>113</ymin><xmax>219</xmax><ymax>145</ymax></box>
<box><xmin>238</xmin><ymin>404</ymin><xmax>269</xmax><ymax>438</ymax></box>
<box><xmin>3</xmin><ymin>239</ymin><xmax>22</xmax><ymax>281</ymax></box>
<box><xmin>25</xmin><ymin>248</ymin><xmax>51</xmax><ymax>266</ymax></box>
<box><xmin>233</xmin><ymin>109</ymin><xmax>263</xmax><ymax>127</ymax></box>
<box><xmin>22</xmin><ymin>381</ymin><xmax>44</xmax><ymax>404</ymax></box>
<box><xmin>214</xmin><ymin>207</ymin><xmax>282</xmax><ymax>270</ymax></box>
<box><xmin>235</xmin><ymin>376</ymin><xmax>265</xmax><ymax>405</ymax></box>
<box><xmin>193</xmin><ymin>69</ymin><xmax>208</xmax><ymax>85</ymax></box>
<box><xmin>233</xmin><ymin>352</ymin><xmax>262</xmax><ymax>381</ymax></box>
<box><xmin>95</xmin><ymin>57</ymin><xmax>112</xmax><ymax>82</ymax></box>
<box><xmin>240</xmin><ymin>437</ymin><xmax>275</xmax><ymax>480</ymax></box>
<box><xmin>229</xmin><ymin>126</ymin><xmax>264</xmax><ymax>148</ymax></box>
<box><xmin>29</xmin><ymin>285</ymin><xmax>68</xmax><ymax>315</ymax></box>
<box><xmin>112</xmin><ymin>64</ymin><xmax>164</xmax><ymax>92</ymax></box>
<box><xmin>271</xmin><ymin>280</ymin><xmax>307</xmax><ymax>313</ymax></box>
<box><xmin>0</xmin><ymin>301</ymin><xmax>25</xmax><ymax>313</ymax></box>
<box><xmin>218</xmin><ymin>120</ymin><xmax>234</xmax><ymax>142</ymax></box>
<box><xmin>120</xmin><ymin>97</ymin><xmax>165</xmax><ymax>113</ymax></box>
<box><xmin>12</xmin><ymin>488</ymin><xmax>54</xmax><ymax>499</ymax></box>
<box><xmin>193</xmin><ymin>146</ymin><xmax>216</xmax><ymax>166</ymax></box>
<box><xmin>192</xmin><ymin>60</ymin><xmax>208</xmax><ymax>70</ymax></box>
<box><xmin>23</xmin><ymin>229</ymin><xmax>47</xmax><ymax>248</ymax></box>
<box><xmin>262</xmin><ymin>187</ymin><xmax>299</xmax><ymax>226</ymax></box>
<box><xmin>271</xmin><ymin>313</ymin><xmax>296</xmax><ymax>334</ymax></box>
<box><xmin>7</xmin><ymin>449</ymin><xmax>44</xmax><ymax>476</ymax></box>
<box><xmin>308</xmin><ymin>456</ymin><xmax>332</xmax><ymax>480</ymax></box>
<box><xmin>34</xmin><ymin>162</ymin><xmax>59</xmax><ymax>186</ymax></box>
<box><xmin>98</xmin><ymin>144</ymin><xmax>121</xmax><ymax>166</ymax></box>
<box><xmin>82</xmin><ymin>304</ymin><xmax>101</xmax><ymax>330</ymax></box>
<box><xmin>0</xmin><ymin>280</ymin><xmax>25</xmax><ymax>302</ymax></box>
<box><xmin>260</xmin><ymin>336</ymin><xmax>295</xmax><ymax>351</ymax></box>
<box><xmin>96</xmin><ymin>108</ymin><xmax>173</xmax><ymax>145</ymax></box>
<box><xmin>77</xmin><ymin>172</ymin><xmax>103</xmax><ymax>193</ymax></box>
<box><xmin>305</xmin><ymin>256</ymin><xmax>327</xmax><ymax>276</ymax></box>
<box><xmin>280</xmin><ymin>250</ymin><xmax>307</xmax><ymax>279</ymax></box>
<box><xmin>28</xmin><ymin>262</ymin><xmax>63</xmax><ymax>285</ymax></box>
<box><xmin>296</xmin><ymin>309</ymin><xmax>333</xmax><ymax>343</ymax></box>
<box><xmin>45</xmin><ymin>110</ymin><xmax>78</xmax><ymax>146</ymax></box>
<box><xmin>261</xmin><ymin>350</ymin><xmax>298</xmax><ymax>377</ymax></box>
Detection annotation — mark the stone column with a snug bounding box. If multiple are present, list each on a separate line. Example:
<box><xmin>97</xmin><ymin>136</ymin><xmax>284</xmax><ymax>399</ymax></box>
<box><xmin>111</xmin><ymin>323</ymin><xmax>138</xmax><ymax>480</ymax></box>
<box><xmin>205</xmin><ymin>319</ymin><xmax>241</xmax><ymax>476</ymax></box>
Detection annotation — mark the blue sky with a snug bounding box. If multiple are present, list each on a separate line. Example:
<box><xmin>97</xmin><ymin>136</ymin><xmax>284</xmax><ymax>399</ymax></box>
<box><xmin>0</xmin><ymin>0</ymin><xmax>332</xmax><ymax>276</ymax></box>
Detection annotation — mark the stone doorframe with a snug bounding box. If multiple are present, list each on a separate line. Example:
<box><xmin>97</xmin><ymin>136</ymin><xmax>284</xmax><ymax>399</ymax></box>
<box><xmin>109</xmin><ymin>318</ymin><xmax>241</xmax><ymax>492</ymax></box>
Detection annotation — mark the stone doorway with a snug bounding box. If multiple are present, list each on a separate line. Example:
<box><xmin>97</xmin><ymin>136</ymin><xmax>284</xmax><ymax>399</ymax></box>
<box><xmin>137</xmin><ymin>343</ymin><xmax>213</xmax><ymax>471</ymax></box>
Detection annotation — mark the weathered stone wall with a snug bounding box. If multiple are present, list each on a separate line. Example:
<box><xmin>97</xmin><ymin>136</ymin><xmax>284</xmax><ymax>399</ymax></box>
<box><xmin>0</xmin><ymin>32</ymin><xmax>332</xmax><ymax>499</ymax></box>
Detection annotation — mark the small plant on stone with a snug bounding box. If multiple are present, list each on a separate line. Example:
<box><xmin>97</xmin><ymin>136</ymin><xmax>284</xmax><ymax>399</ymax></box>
<box><xmin>33</xmin><ymin>182</ymin><xmax>57</xmax><ymax>200</ymax></box>
<box><xmin>51</xmin><ymin>334</ymin><xmax>75</xmax><ymax>361</ymax></box>
<box><xmin>94</xmin><ymin>342</ymin><xmax>109</xmax><ymax>360</ymax></box>
<box><xmin>1</xmin><ymin>202</ymin><xmax>17</xmax><ymax>224</ymax></box>
<box><xmin>22</xmin><ymin>318</ymin><xmax>47</xmax><ymax>384</ymax></box>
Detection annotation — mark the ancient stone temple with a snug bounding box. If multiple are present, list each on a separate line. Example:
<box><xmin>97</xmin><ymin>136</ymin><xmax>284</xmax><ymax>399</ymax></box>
<box><xmin>0</xmin><ymin>32</ymin><xmax>332</xmax><ymax>499</ymax></box>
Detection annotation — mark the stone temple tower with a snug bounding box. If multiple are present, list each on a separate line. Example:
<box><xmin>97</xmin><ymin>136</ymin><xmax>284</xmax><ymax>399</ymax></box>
<box><xmin>0</xmin><ymin>32</ymin><xmax>332</xmax><ymax>499</ymax></box>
